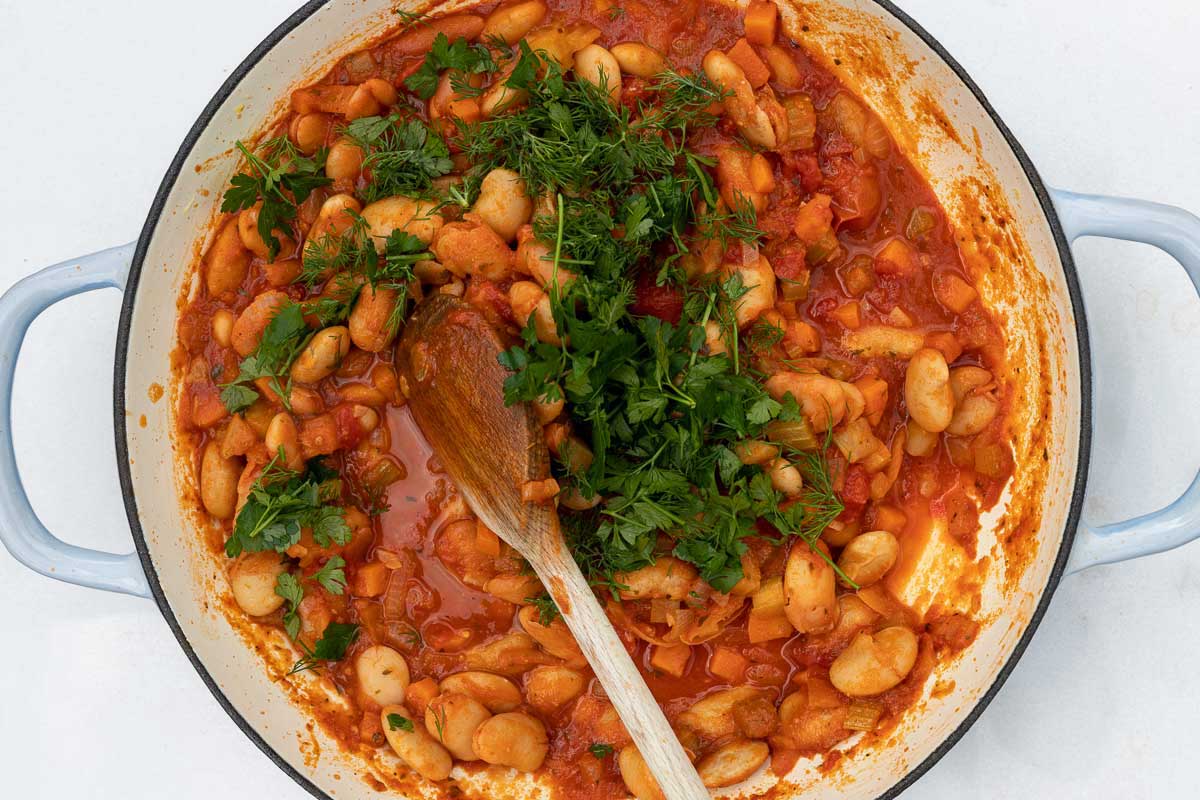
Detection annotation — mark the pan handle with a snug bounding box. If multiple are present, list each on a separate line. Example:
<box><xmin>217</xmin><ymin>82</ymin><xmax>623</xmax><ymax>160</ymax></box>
<box><xmin>0</xmin><ymin>243</ymin><xmax>150</xmax><ymax>597</ymax></box>
<box><xmin>1051</xmin><ymin>189</ymin><xmax>1200</xmax><ymax>573</ymax></box>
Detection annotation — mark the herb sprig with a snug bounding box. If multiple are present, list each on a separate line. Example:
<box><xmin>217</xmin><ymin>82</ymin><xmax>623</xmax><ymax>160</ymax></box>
<box><xmin>225</xmin><ymin>455</ymin><xmax>351</xmax><ymax>558</ymax></box>
<box><xmin>221</xmin><ymin>136</ymin><xmax>331</xmax><ymax>259</ymax></box>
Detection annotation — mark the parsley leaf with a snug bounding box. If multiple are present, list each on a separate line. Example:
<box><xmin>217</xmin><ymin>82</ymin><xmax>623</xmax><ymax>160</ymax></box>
<box><xmin>219</xmin><ymin>302</ymin><xmax>311</xmax><ymax>413</ymax></box>
<box><xmin>343</xmin><ymin>115</ymin><xmax>453</xmax><ymax>202</ymax></box>
<box><xmin>288</xmin><ymin>622</ymin><xmax>361</xmax><ymax>674</ymax></box>
<box><xmin>404</xmin><ymin>33</ymin><xmax>499</xmax><ymax>100</ymax></box>
<box><xmin>274</xmin><ymin>571</ymin><xmax>304</xmax><ymax>640</ymax></box>
<box><xmin>588</xmin><ymin>743</ymin><xmax>614</xmax><ymax>759</ymax></box>
<box><xmin>220</xmin><ymin>137</ymin><xmax>331</xmax><ymax>259</ymax></box>
<box><xmin>225</xmin><ymin>455</ymin><xmax>350</xmax><ymax>558</ymax></box>
<box><xmin>313</xmin><ymin>555</ymin><xmax>348</xmax><ymax>595</ymax></box>
<box><xmin>386</xmin><ymin>713</ymin><xmax>415</xmax><ymax>732</ymax></box>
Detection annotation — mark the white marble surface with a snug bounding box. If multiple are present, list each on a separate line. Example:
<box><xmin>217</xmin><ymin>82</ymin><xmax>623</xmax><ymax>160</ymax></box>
<box><xmin>1</xmin><ymin>1</ymin><xmax>1197</xmax><ymax>797</ymax></box>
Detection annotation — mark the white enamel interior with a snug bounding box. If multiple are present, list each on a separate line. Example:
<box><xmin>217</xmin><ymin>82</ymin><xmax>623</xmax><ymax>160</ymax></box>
<box><xmin>119</xmin><ymin>1</ymin><xmax>1083</xmax><ymax>797</ymax></box>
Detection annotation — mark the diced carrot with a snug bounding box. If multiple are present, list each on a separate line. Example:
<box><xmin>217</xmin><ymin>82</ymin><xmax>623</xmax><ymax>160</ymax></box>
<box><xmin>747</xmin><ymin>608</ymin><xmax>794</xmax><ymax>643</ymax></box>
<box><xmin>650</xmin><ymin>644</ymin><xmax>693</xmax><ymax>678</ymax></box>
<box><xmin>855</xmin><ymin>376</ymin><xmax>889</xmax><ymax>427</ymax></box>
<box><xmin>872</xmin><ymin>504</ymin><xmax>908</xmax><ymax>535</ymax></box>
<box><xmin>191</xmin><ymin>384</ymin><xmax>229</xmax><ymax>429</ymax></box>
<box><xmin>710</xmin><ymin>647</ymin><xmax>750</xmax><ymax>682</ymax></box>
<box><xmin>291</xmin><ymin>84</ymin><xmax>356</xmax><ymax>115</ymax></box>
<box><xmin>744</xmin><ymin>1</ymin><xmax>782</xmax><ymax>45</ymax></box>
<box><xmin>521</xmin><ymin>477</ymin><xmax>560</xmax><ymax>504</ymax></box>
<box><xmin>924</xmin><ymin>330</ymin><xmax>964</xmax><ymax>363</ymax></box>
<box><xmin>830</xmin><ymin>301</ymin><xmax>862</xmax><ymax>330</ymax></box>
<box><xmin>299</xmin><ymin>414</ymin><xmax>340</xmax><ymax>458</ymax></box>
<box><xmin>874</xmin><ymin>238</ymin><xmax>918</xmax><ymax>275</ymax></box>
<box><xmin>726</xmin><ymin>38</ymin><xmax>771</xmax><ymax>89</ymax></box>
<box><xmin>475</xmin><ymin>520</ymin><xmax>502</xmax><ymax>557</ymax></box>
<box><xmin>749</xmin><ymin>153</ymin><xmax>776</xmax><ymax>194</ymax></box>
<box><xmin>792</xmin><ymin>194</ymin><xmax>833</xmax><ymax>245</ymax></box>
<box><xmin>783</xmin><ymin>320</ymin><xmax>821</xmax><ymax>357</ymax></box>
<box><xmin>353</xmin><ymin>562</ymin><xmax>389</xmax><ymax>598</ymax></box>
<box><xmin>744</xmin><ymin>1</ymin><xmax>779</xmax><ymax>46</ymax></box>
<box><xmin>220</xmin><ymin>414</ymin><xmax>258</xmax><ymax>458</ymax></box>
<box><xmin>405</xmin><ymin>678</ymin><xmax>439</xmax><ymax>717</ymax></box>
<box><xmin>932</xmin><ymin>271</ymin><xmax>979</xmax><ymax>313</ymax></box>
<box><xmin>360</xmin><ymin>709</ymin><xmax>383</xmax><ymax>744</ymax></box>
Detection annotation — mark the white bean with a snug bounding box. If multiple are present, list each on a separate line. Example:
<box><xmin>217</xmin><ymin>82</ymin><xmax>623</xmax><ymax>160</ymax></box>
<box><xmin>380</xmin><ymin>705</ymin><xmax>453</xmax><ymax>781</ymax></box>
<box><xmin>905</xmin><ymin>347</ymin><xmax>954</xmax><ymax>433</ymax></box>
<box><xmin>425</xmin><ymin>692</ymin><xmax>492</xmax><ymax>761</ymax></box>
<box><xmin>229</xmin><ymin>552</ymin><xmax>287</xmax><ymax>617</ymax></box>
<box><xmin>573</xmin><ymin>44</ymin><xmax>622</xmax><ymax>104</ymax></box>
<box><xmin>356</xmin><ymin>646</ymin><xmax>410</xmax><ymax>707</ymax></box>
<box><xmin>696</xmin><ymin>739</ymin><xmax>769</xmax><ymax>788</ymax></box>
<box><xmin>472</xmin><ymin>168</ymin><xmax>532</xmax><ymax>242</ymax></box>
<box><xmin>472</xmin><ymin>712</ymin><xmax>549</xmax><ymax>772</ymax></box>
<box><xmin>828</xmin><ymin>626</ymin><xmax>919</xmax><ymax>696</ymax></box>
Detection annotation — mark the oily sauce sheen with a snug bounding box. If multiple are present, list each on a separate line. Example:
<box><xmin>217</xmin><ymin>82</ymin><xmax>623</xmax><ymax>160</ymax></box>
<box><xmin>175</xmin><ymin>1</ymin><xmax>1013</xmax><ymax>798</ymax></box>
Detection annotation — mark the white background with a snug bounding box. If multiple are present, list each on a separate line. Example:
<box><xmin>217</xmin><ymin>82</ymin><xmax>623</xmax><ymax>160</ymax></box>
<box><xmin>1</xmin><ymin>1</ymin><xmax>1197</xmax><ymax>797</ymax></box>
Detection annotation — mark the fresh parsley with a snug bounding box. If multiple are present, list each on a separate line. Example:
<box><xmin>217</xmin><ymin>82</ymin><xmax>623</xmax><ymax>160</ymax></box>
<box><xmin>404</xmin><ymin>33</ymin><xmax>499</xmax><ymax>100</ymax></box>
<box><xmin>274</xmin><ymin>571</ymin><xmax>305</xmax><ymax>640</ymax></box>
<box><xmin>588</xmin><ymin>743</ymin><xmax>614</xmax><ymax>759</ymax></box>
<box><xmin>224</xmin><ymin>456</ymin><xmax>351</xmax><ymax>558</ymax></box>
<box><xmin>219</xmin><ymin>302</ymin><xmax>311</xmax><ymax>413</ymax></box>
<box><xmin>221</xmin><ymin>137</ymin><xmax>331</xmax><ymax>259</ymax></box>
<box><xmin>288</xmin><ymin>621</ymin><xmax>361</xmax><ymax>674</ymax></box>
<box><xmin>313</xmin><ymin>555</ymin><xmax>348</xmax><ymax>595</ymax></box>
<box><xmin>386</xmin><ymin>713</ymin><xmax>415</xmax><ymax>732</ymax></box>
<box><xmin>342</xmin><ymin>115</ymin><xmax>453</xmax><ymax>202</ymax></box>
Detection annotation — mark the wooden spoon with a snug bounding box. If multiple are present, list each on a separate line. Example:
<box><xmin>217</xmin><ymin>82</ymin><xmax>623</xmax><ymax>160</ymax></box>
<box><xmin>398</xmin><ymin>295</ymin><xmax>709</xmax><ymax>800</ymax></box>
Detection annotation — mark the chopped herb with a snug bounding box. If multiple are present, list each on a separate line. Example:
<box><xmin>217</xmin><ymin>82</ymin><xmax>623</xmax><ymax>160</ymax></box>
<box><xmin>525</xmin><ymin>594</ymin><xmax>561</xmax><ymax>626</ymax></box>
<box><xmin>404</xmin><ymin>33</ymin><xmax>499</xmax><ymax>100</ymax></box>
<box><xmin>221</xmin><ymin>136</ymin><xmax>331</xmax><ymax>259</ymax></box>
<box><xmin>588</xmin><ymin>742</ymin><xmax>614</xmax><ymax>759</ymax></box>
<box><xmin>386</xmin><ymin>713</ymin><xmax>415</xmax><ymax>732</ymax></box>
<box><xmin>288</xmin><ymin>621</ymin><xmax>361</xmax><ymax>674</ymax></box>
<box><xmin>342</xmin><ymin>115</ymin><xmax>453</xmax><ymax>202</ymax></box>
<box><xmin>313</xmin><ymin>555</ymin><xmax>348</xmax><ymax>595</ymax></box>
<box><xmin>225</xmin><ymin>455</ymin><xmax>351</xmax><ymax>558</ymax></box>
<box><xmin>274</xmin><ymin>571</ymin><xmax>304</xmax><ymax>640</ymax></box>
<box><xmin>219</xmin><ymin>302</ymin><xmax>311</xmax><ymax>413</ymax></box>
<box><xmin>298</xmin><ymin>212</ymin><xmax>430</xmax><ymax>335</ymax></box>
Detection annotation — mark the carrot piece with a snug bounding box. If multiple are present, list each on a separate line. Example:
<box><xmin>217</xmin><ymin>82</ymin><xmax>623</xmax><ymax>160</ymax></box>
<box><xmin>855</xmin><ymin>376</ymin><xmax>889</xmax><ymax>427</ymax></box>
<box><xmin>650</xmin><ymin>644</ymin><xmax>693</xmax><ymax>678</ymax></box>
<box><xmin>475</xmin><ymin>520</ymin><xmax>502</xmax><ymax>557</ymax></box>
<box><xmin>709</xmin><ymin>647</ymin><xmax>749</xmax><ymax>682</ymax></box>
<box><xmin>924</xmin><ymin>330</ymin><xmax>964</xmax><ymax>363</ymax></box>
<box><xmin>353</xmin><ymin>562</ymin><xmax>389</xmax><ymax>598</ymax></box>
<box><xmin>932</xmin><ymin>271</ymin><xmax>979</xmax><ymax>313</ymax></box>
<box><xmin>874</xmin><ymin>238</ymin><xmax>918</xmax><ymax>275</ymax></box>
<box><xmin>405</xmin><ymin>677</ymin><xmax>439</xmax><ymax>716</ymax></box>
<box><xmin>792</xmin><ymin>193</ymin><xmax>833</xmax><ymax>245</ymax></box>
<box><xmin>726</xmin><ymin>38</ymin><xmax>771</xmax><ymax>89</ymax></box>
<box><xmin>291</xmin><ymin>84</ymin><xmax>357</xmax><ymax>115</ymax></box>
<box><xmin>744</xmin><ymin>1</ymin><xmax>779</xmax><ymax>46</ymax></box>
<box><xmin>747</xmin><ymin>608</ymin><xmax>794</xmax><ymax>643</ymax></box>
<box><xmin>749</xmin><ymin>153</ymin><xmax>776</xmax><ymax>193</ymax></box>
<box><xmin>872</xmin><ymin>504</ymin><xmax>908</xmax><ymax>535</ymax></box>
<box><xmin>830</xmin><ymin>301</ymin><xmax>862</xmax><ymax>330</ymax></box>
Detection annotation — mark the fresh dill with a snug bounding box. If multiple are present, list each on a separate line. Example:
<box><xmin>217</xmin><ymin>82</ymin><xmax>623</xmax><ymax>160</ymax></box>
<box><xmin>342</xmin><ymin>115</ymin><xmax>453</xmax><ymax>203</ymax></box>
<box><xmin>288</xmin><ymin>622</ymin><xmax>361</xmax><ymax>675</ymax></box>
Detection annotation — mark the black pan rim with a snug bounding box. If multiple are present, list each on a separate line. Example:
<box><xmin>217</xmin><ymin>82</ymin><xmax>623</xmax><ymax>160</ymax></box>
<box><xmin>112</xmin><ymin>2</ymin><xmax>1091</xmax><ymax>798</ymax></box>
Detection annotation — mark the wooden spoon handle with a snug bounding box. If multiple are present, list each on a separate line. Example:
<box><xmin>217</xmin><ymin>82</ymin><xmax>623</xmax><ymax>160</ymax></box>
<box><xmin>534</xmin><ymin>539</ymin><xmax>710</xmax><ymax>800</ymax></box>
